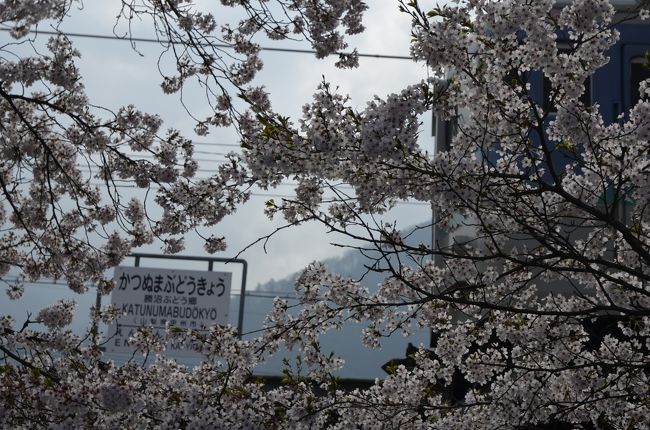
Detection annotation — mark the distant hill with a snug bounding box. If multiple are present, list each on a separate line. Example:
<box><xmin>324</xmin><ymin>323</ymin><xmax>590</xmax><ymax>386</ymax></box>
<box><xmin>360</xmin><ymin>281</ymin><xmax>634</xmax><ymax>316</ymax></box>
<box><xmin>240</xmin><ymin>221</ymin><xmax>433</xmax><ymax>379</ymax></box>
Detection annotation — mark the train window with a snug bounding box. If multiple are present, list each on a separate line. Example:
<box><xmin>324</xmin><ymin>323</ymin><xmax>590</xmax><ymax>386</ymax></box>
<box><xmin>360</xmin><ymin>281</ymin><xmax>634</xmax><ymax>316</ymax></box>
<box><xmin>543</xmin><ymin>75</ymin><xmax>591</xmax><ymax>113</ymax></box>
<box><xmin>630</xmin><ymin>56</ymin><xmax>650</xmax><ymax>108</ymax></box>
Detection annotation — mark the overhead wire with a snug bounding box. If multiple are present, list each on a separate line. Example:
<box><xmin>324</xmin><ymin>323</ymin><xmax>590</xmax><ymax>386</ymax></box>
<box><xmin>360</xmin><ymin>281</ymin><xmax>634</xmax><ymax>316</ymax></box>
<box><xmin>1</xmin><ymin>277</ymin><xmax>299</xmax><ymax>299</ymax></box>
<box><xmin>51</xmin><ymin>161</ymin><xmax>431</xmax><ymax>205</ymax></box>
<box><xmin>0</xmin><ymin>28</ymin><xmax>412</xmax><ymax>61</ymax></box>
<box><xmin>192</xmin><ymin>142</ymin><xmax>241</xmax><ymax>148</ymax></box>
<box><xmin>83</xmin><ymin>181</ymin><xmax>431</xmax><ymax>206</ymax></box>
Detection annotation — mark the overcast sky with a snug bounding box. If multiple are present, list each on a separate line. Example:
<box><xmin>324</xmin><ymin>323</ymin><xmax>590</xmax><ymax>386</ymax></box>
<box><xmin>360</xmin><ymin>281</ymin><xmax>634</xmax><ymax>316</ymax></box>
<box><xmin>2</xmin><ymin>1</ymin><xmax>436</xmax><ymax>332</ymax></box>
<box><xmin>59</xmin><ymin>0</ymin><xmax>435</xmax><ymax>283</ymax></box>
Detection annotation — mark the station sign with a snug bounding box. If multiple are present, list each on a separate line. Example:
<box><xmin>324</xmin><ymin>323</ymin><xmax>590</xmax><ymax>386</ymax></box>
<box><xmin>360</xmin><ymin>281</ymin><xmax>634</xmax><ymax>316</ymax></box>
<box><xmin>106</xmin><ymin>266</ymin><xmax>232</xmax><ymax>357</ymax></box>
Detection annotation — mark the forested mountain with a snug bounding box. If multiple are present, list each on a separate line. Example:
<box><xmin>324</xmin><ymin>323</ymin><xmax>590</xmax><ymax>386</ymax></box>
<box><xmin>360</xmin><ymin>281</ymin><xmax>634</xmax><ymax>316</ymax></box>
<box><xmin>244</xmin><ymin>222</ymin><xmax>432</xmax><ymax>379</ymax></box>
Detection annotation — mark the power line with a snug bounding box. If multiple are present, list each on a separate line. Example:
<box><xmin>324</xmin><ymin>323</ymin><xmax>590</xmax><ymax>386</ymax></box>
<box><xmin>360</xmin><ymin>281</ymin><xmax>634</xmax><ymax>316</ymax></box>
<box><xmin>78</xmin><ymin>153</ymin><xmax>230</xmax><ymax>164</ymax></box>
<box><xmin>77</xmin><ymin>166</ymin><xmax>360</xmax><ymax>188</ymax></box>
<box><xmin>84</xmin><ymin>182</ymin><xmax>431</xmax><ymax>206</ymax></box>
<box><xmin>193</xmin><ymin>149</ymin><xmax>235</xmax><ymax>156</ymax></box>
<box><xmin>193</xmin><ymin>142</ymin><xmax>241</xmax><ymax>148</ymax></box>
<box><xmin>74</xmin><ymin>163</ymin><xmax>359</xmax><ymax>189</ymax></box>
<box><xmin>24</xmin><ymin>163</ymin><xmax>430</xmax><ymax>205</ymax></box>
<box><xmin>3</xmin><ymin>28</ymin><xmax>412</xmax><ymax>61</ymax></box>
<box><xmin>2</xmin><ymin>276</ymin><xmax>298</xmax><ymax>298</ymax></box>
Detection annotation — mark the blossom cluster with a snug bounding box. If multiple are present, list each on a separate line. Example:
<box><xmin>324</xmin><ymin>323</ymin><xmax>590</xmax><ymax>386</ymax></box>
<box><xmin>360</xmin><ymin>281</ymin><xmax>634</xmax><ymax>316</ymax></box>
<box><xmin>36</xmin><ymin>300</ymin><xmax>76</xmax><ymax>330</ymax></box>
<box><xmin>2</xmin><ymin>0</ymin><xmax>650</xmax><ymax>429</ymax></box>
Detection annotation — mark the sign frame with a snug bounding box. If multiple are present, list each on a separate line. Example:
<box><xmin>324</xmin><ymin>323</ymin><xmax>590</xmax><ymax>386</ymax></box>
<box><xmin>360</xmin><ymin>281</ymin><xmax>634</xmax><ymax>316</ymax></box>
<box><xmin>99</xmin><ymin>253</ymin><xmax>248</xmax><ymax>340</ymax></box>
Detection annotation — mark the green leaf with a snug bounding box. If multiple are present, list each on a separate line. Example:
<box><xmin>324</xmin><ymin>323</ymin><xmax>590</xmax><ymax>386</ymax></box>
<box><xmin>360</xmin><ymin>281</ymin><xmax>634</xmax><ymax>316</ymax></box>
<box><xmin>43</xmin><ymin>376</ymin><xmax>55</xmax><ymax>388</ymax></box>
<box><xmin>385</xmin><ymin>362</ymin><xmax>398</xmax><ymax>375</ymax></box>
<box><xmin>555</xmin><ymin>141</ymin><xmax>577</xmax><ymax>153</ymax></box>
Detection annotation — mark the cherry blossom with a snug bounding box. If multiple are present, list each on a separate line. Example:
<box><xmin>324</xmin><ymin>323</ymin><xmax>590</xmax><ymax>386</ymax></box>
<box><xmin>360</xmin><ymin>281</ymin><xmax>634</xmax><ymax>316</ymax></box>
<box><xmin>2</xmin><ymin>0</ymin><xmax>650</xmax><ymax>429</ymax></box>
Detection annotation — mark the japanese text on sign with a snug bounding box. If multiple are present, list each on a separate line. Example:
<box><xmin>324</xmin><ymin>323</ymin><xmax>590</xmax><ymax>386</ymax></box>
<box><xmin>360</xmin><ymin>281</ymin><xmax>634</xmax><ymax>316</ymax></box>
<box><xmin>107</xmin><ymin>266</ymin><xmax>232</xmax><ymax>358</ymax></box>
<box><xmin>116</xmin><ymin>271</ymin><xmax>227</xmax><ymax>296</ymax></box>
